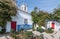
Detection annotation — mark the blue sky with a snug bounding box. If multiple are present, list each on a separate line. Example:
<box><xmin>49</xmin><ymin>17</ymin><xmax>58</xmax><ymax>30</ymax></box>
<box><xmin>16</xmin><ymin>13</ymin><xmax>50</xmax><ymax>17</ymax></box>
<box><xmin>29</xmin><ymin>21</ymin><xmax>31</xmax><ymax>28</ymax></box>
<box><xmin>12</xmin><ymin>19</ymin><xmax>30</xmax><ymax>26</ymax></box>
<box><xmin>16</xmin><ymin>0</ymin><xmax>60</xmax><ymax>13</ymax></box>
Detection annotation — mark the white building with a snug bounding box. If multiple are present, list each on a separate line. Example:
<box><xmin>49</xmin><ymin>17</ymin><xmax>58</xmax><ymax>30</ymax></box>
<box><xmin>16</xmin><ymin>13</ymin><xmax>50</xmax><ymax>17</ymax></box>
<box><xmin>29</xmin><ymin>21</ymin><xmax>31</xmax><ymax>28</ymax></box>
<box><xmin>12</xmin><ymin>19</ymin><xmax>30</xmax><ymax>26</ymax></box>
<box><xmin>47</xmin><ymin>21</ymin><xmax>60</xmax><ymax>31</ymax></box>
<box><xmin>6</xmin><ymin>4</ymin><xmax>33</xmax><ymax>32</ymax></box>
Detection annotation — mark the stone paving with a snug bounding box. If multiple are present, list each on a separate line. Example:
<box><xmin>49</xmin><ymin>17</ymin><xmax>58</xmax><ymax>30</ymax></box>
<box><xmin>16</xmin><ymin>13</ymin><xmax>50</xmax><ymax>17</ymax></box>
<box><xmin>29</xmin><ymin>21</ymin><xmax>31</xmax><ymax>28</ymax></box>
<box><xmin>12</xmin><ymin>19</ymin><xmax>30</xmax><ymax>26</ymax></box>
<box><xmin>42</xmin><ymin>31</ymin><xmax>60</xmax><ymax>39</ymax></box>
<box><xmin>53</xmin><ymin>31</ymin><xmax>60</xmax><ymax>39</ymax></box>
<box><xmin>0</xmin><ymin>31</ymin><xmax>60</xmax><ymax>39</ymax></box>
<box><xmin>0</xmin><ymin>34</ymin><xmax>13</xmax><ymax>39</ymax></box>
<box><xmin>32</xmin><ymin>31</ymin><xmax>60</xmax><ymax>39</ymax></box>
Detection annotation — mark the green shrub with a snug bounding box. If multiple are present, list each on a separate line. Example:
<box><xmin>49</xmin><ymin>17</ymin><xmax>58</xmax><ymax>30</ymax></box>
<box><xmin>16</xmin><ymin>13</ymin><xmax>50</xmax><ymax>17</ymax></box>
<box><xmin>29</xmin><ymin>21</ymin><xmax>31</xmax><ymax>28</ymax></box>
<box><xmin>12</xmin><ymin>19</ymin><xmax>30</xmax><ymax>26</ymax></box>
<box><xmin>11</xmin><ymin>32</ymin><xmax>20</xmax><ymax>39</ymax></box>
<box><xmin>0</xmin><ymin>28</ymin><xmax>6</xmax><ymax>34</ymax></box>
<box><xmin>45</xmin><ymin>28</ymin><xmax>53</xmax><ymax>33</ymax></box>
<box><xmin>10</xmin><ymin>29</ymin><xmax>20</xmax><ymax>39</ymax></box>
<box><xmin>15</xmin><ymin>36</ymin><xmax>20</xmax><ymax>39</ymax></box>
<box><xmin>37</xmin><ymin>27</ymin><xmax>44</xmax><ymax>33</ymax></box>
<box><xmin>11</xmin><ymin>29</ymin><xmax>15</xmax><ymax>33</ymax></box>
<box><xmin>25</xmin><ymin>31</ymin><xmax>33</xmax><ymax>36</ymax></box>
<box><xmin>24</xmin><ymin>31</ymin><xmax>33</xmax><ymax>39</ymax></box>
<box><xmin>25</xmin><ymin>36</ymin><xmax>29</xmax><ymax>39</ymax></box>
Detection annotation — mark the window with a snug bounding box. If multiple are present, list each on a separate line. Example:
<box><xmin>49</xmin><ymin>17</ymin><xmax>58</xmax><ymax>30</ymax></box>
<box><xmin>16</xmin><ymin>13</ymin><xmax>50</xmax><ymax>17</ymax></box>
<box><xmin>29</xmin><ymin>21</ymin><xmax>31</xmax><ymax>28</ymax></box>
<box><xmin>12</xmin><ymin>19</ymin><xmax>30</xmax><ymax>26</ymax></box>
<box><xmin>24</xmin><ymin>7</ymin><xmax>26</xmax><ymax>11</ymax></box>
<box><xmin>24</xmin><ymin>19</ymin><xmax>28</xmax><ymax>24</ymax></box>
<box><xmin>22</xmin><ymin>7</ymin><xmax>23</xmax><ymax>10</ymax></box>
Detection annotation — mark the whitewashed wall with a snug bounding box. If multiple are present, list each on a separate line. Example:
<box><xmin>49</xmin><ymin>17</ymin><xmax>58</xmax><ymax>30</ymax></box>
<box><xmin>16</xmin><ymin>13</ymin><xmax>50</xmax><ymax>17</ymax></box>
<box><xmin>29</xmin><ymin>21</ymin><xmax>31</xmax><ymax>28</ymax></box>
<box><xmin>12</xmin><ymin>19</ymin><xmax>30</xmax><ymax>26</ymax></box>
<box><xmin>6</xmin><ymin>10</ymin><xmax>33</xmax><ymax>32</ymax></box>
<box><xmin>47</xmin><ymin>21</ymin><xmax>60</xmax><ymax>31</ymax></box>
<box><xmin>17</xmin><ymin>10</ymin><xmax>33</xmax><ymax>25</ymax></box>
<box><xmin>6</xmin><ymin>21</ymin><xmax>11</xmax><ymax>32</ymax></box>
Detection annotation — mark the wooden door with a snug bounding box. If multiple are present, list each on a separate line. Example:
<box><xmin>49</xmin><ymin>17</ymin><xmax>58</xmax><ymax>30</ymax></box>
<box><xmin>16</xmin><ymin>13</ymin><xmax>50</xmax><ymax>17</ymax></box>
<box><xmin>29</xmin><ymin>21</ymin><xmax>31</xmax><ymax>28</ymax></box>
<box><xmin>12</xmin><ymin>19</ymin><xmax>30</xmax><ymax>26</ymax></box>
<box><xmin>11</xmin><ymin>21</ymin><xmax>16</xmax><ymax>31</ymax></box>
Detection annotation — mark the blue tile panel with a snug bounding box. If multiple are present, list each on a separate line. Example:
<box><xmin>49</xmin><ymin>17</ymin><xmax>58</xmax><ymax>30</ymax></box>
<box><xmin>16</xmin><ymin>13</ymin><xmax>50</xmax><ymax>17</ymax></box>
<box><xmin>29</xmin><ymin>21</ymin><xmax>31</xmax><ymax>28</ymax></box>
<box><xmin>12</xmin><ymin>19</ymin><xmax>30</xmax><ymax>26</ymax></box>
<box><xmin>17</xmin><ymin>24</ymin><xmax>32</xmax><ymax>31</ymax></box>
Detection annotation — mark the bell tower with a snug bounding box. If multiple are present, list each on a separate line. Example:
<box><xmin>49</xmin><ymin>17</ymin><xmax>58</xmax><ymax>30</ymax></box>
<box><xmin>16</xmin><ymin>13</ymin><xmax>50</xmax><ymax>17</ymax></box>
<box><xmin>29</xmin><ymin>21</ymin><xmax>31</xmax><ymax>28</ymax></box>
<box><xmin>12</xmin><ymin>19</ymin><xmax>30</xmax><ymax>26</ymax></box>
<box><xmin>20</xmin><ymin>4</ymin><xmax>28</xmax><ymax>12</ymax></box>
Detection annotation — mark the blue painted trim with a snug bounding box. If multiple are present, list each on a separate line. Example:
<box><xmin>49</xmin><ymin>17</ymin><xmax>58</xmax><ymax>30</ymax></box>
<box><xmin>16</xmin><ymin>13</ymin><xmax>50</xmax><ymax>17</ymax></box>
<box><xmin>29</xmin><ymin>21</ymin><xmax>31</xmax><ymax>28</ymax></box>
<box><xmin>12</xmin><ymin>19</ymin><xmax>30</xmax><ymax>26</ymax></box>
<box><xmin>17</xmin><ymin>24</ymin><xmax>32</xmax><ymax>31</ymax></box>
